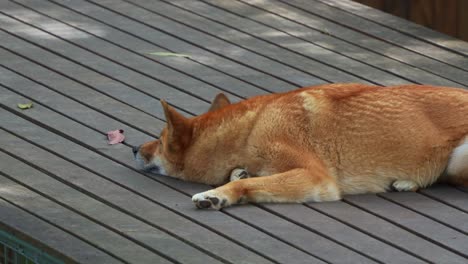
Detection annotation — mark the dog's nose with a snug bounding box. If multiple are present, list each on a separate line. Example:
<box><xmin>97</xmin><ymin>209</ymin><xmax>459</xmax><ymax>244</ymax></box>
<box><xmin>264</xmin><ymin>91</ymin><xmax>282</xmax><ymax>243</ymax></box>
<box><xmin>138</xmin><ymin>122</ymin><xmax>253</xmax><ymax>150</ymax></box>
<box><xmin>132</xmin><ymin>145</ymin><xmax>140</xmax><ymax>155</ymax></box>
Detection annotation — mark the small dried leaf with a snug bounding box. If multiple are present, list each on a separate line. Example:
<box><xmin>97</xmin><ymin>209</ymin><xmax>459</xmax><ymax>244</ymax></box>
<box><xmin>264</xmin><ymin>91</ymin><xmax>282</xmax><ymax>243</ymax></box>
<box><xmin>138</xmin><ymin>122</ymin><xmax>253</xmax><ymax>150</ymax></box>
<box><xmin>17</xmin><ymin>102</ymin><xmax>33</xmax><ymax>109</ymax></box>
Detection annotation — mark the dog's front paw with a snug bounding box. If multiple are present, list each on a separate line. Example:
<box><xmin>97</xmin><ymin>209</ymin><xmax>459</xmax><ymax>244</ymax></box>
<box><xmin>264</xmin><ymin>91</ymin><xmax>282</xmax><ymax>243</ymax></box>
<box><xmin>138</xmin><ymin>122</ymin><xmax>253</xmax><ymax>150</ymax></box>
<box><xmin>192</xmin><ymin>190</ymin><xmax>230</xmax><ymax>210</ymax></box>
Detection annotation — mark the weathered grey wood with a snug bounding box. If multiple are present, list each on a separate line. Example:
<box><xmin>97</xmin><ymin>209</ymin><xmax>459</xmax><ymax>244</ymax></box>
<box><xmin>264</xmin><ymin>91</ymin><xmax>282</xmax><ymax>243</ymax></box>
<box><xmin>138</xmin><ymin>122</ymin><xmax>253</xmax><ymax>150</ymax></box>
<box><xmin>0</xmin><ymin>151</ymin><xmax>225</xmax><ymax>264</ymax></box>
<box><xmin>0</xmin><ymin>1</ymin><xmax>245</xmax><ymax>104</ymax></box>
<box><xmin>344</xmin><ymin>195</ymin><xmax>468</xmax><ymax>258</ymax></box>
<box><xmin>263</xmin><ymin>203</ymin><xmax>425</xmax><ymax>264</ymax></box>
<box><xmin>11</xmin><ymin>0</ymin><xmax>273</xmax><ymax>99</ymax></box>
<box><xmin>0</xmin><ymin>196</ymin><xmax>121</xmax><ymax>264</ymax></box>
<box><xmin>204</xmin><ymin>0</ymin><xmax>464</xmax><ymax>88</ymax></box>
<box><xmin>0</xmin><ymin>93</ymin><xmax>325</xmax><ymax>264</ymax></box>
<box><xmin>0</xmin><ymin>46</ymin><xmax>166</xmax><ymax>136</ymax></box>
<box><xmin>420</xmin><ymin>186</ymin><xmax>468</xmax><ymax>213</ymax></box>
<box><xmin>308</xmin><ymin>200</ymin><xmax>468</xmax><ymax>263</ymax></box>
<box><xmin>167</xmin><ymin>0</ymin><xmax>428</xmax><ymax>87</ymax></box>
<box><xmin>379</xmin><ymin>191</ymin><xmax>468</xmax><ymax>234</ymax></box>
<box><xmin>0</xmin><ymin>87</ymin><xmax>274</xmax><ymax>264</ymax></box>
<box><xmin>0</xmin><ymin>67</ymin><xmax>154</xmax><ymax>146</ymax></box>
<box><xmin>48</xmin><ymin>0</ymin><xmax>299</xmax><ymax>93</ymax></box>
<box><xmin>224</xmin><ymin>205</ymin><xmax>378</xmax><ymax>264</ymax></box>
<box><xmin>0</xmin><ymin>169</ymin><xmax>173</xmax><ymax>264</ymax></box>
<box><xmin>244</xmin><ymin>0</ymin><xmax>468</xmax><ymax>87</ymax></box>
<box><xmin>0</xmin><ymin>19</ymin><xmax>211</xmax><ymax>118</ymax></box>
<box><xmin>286</xmin><ymin>0</ymin><xmax>468</xmax><ymax>71</ymax></box>
<box><xmin>319</xmin><ymin>0</ymin><xmax>468</xmax><ymax>56</ymax></box>
<box><xmin>85</xmin><ymin>0</ymin><xmax>327</xmax><ymax>87</ymax></box>
<box><xmin>123</xmin><ymin>0</ymin><xmax>370</xmax><ymax>85</ymax></box>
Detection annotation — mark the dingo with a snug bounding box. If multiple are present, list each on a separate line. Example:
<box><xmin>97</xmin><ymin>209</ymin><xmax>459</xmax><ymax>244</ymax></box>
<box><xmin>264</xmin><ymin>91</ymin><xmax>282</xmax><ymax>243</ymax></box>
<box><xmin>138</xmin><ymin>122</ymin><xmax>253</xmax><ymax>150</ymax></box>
<box><xmin>134</xmin><ymin>84</ymin><xmax>468</xmax><ymax>209</ymax></box>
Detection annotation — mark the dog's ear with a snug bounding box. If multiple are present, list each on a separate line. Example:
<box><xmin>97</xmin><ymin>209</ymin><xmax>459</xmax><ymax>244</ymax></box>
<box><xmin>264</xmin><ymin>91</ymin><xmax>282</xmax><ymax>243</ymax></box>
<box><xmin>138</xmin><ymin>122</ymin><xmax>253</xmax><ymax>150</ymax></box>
<box><xmin>208</xmin><ymin>93</ymin><xmax>231</xmax><ymax>112</ymax></box>
<box><xmin>160</xmin><ymin>100</ymin><xmax>191</xmax><ymax>149</ymax></box>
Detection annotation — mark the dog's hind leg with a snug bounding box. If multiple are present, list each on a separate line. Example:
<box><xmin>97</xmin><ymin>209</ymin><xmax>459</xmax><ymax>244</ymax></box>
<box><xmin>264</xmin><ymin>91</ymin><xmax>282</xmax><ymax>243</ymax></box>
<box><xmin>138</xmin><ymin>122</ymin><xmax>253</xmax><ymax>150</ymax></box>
<box><xmin>192</xmin><ymin>167</ymin><xmax>341</xmax><ymax>209</ymax></box>
<box><xmin>445</xmin><ymin>136</ymin><xmax>468</xmax><ymax>187</ymax></box>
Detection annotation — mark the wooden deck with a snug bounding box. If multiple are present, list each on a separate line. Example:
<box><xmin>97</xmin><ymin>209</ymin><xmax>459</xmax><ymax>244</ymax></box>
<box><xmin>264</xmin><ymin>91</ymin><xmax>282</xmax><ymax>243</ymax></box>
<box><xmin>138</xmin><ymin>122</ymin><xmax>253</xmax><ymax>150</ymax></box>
<box><xmin>0</xmin><ymin>0</ymin><xmax>467</xmax><ymax>263</ymax></box>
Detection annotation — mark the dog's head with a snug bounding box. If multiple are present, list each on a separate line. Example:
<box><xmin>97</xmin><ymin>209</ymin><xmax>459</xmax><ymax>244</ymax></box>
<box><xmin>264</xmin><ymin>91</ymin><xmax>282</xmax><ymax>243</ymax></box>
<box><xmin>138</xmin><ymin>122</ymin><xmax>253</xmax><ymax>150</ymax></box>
<box><xmin>133</xmin><ymin>93</ymin><xmax>231</xmax><ymax>182</ymax></box>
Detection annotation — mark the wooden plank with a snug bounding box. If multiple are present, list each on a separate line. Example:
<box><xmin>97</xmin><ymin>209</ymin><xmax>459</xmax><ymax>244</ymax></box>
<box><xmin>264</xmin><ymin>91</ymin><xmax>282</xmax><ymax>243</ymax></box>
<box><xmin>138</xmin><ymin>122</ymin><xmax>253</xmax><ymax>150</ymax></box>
<box><xmin>46</xmin><ymin>0</ymin><xmax>299</xmax><ymax>93</ymax></box>
<box><xmin>379</xmin><ymin>191</ymin><xmax>468</xmax><ymax>234</ymax></box>
<box><xmin>1</xmin><ymin>0</ymin><xmax>246</xmax><ymax>104</ymax></box>
<box><xmin>345</xmin><ymin>194</ymin><xmax>468</xmax><ymax>258</ymax></box>
<box><xmin>140</xmin><ymin>0</ymin><xmax>408</xmax><ymax>86</ymax></box>
<box><xmin>319</xmin><ymin>0</ymin><xmax>468</xmax><ymax>56</ymax></box>
<box><xmin>312</xmin><ymin>0</ymin><xmax>468</xmax><ymax>59</ymax></box>
<box><xmin>0</xmin><ymin>198</ymin><xmax>121</xmax><ymax>264</ymax></box>
<box><xmin>0</xmin><ymin>66</ymin><xmax>154</xmax><ymax>147</ymax></box>
<box><xmin>11</xmin><ymin>0</ymin><xmax>275</xmax><ymax>98</ymax></box>
<box><xmin>84</xmin><ymin>0</ymin><xmax>342</xmax><ymax>87</ymax></box>
<box><xmin>420</xmin><ymin>185</ymin><xmax>468</xmax><ymax>213</ymax></box>
<box><xmin>123</xmin><ymin>0</ymin><xmax>372</xmax><ymax>85</ymax></box>
<box><xmin>0</xmin><ymin>88</ymin><xmax>274</xmax><ymax>264</ymax></box>
<box><xmin>263</xmin><ymin>203</ymin><xmax>426</xmax><ymax>263</ymax></box>
<box><xmin>352</xmin><ymin>0</ymin><xmax>385</xmax><ymax>10</ymax></box>
<box><xmin>308</xmin><ymin>199</ymin><xmax>468</xmax><ymax>263</ymax></box>
<box><xmin>202</xmin><ymin>0</ymin><xmax>463</xmax><ymax>87</ymax></box>
<box><xmin>51</xmin><ymin>0</ymin><xmax>326</xmax><ymax>89</ymax></box>
<box><xmin>223</xmin><ymin>206</ymin><xmax>376</xmax><ymax>264</ymax></box>
<box><xmin>0</xmin><ymin>92</ymin><xmax>326</xmax><ymax>264</ymax></box>
<box><xmin>0</xmin><ymin>151</ymin><xmax>224</xmax><ymax>264</ymax></box>
<box><xmin>0</xmin><ymin>171</ymin><xmax>173</xmax><ymax>264</ymax></box>
<box><xmin>0</xmin><ymin>15</ymin><xmax>214</xmax><ymax>117</ymax></box>
<box><xmin>0</xmin><ymin>47</ymin><xmax>167</xmax><ymax>136</ymax></box>
<box><xmin>264</xmin><ymin>0</ymin><xmax>468</xmax><ymax>86</ymax></box>
<box><xmin>227</xmin><ymin>204</ymin><xmax>408</xmax><ymax>264</ymax></box>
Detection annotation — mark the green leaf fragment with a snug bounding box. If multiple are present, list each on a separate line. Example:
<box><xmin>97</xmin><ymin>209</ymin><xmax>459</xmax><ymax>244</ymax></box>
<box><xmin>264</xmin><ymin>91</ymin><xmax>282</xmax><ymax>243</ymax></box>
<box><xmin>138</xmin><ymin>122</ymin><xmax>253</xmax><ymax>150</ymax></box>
<box><xmin>149</xmin><ymin>52</ymin><xmax>191</xmax><ymax>58</ymax></box>
<box><xmin>17</xmin><ymin>102</ymin><xmax>33</xmax><ymax>109</ymax></box>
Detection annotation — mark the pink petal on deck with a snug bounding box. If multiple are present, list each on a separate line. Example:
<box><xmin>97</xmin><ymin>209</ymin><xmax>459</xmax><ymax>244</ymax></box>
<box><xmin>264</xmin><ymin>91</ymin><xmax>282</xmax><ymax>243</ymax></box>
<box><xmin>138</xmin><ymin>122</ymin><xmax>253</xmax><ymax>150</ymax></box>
<box><xmin>107</xmin><ymin>129</ymin><xmax>125</xmax><ymax>145</ymax></box>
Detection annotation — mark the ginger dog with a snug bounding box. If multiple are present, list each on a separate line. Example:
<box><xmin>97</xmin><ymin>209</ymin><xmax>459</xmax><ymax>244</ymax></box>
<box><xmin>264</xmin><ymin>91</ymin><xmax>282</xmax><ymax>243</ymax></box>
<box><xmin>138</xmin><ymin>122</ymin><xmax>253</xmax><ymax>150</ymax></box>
<box><xmin>133</xmin><ymin>83</ymin><xmax>468</xmax><ymax>209</ymax></box>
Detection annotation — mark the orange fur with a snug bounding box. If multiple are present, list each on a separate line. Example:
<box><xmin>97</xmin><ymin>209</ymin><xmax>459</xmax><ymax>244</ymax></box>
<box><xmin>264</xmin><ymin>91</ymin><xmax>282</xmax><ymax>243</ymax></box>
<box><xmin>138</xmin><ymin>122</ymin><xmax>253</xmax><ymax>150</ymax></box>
<box><xmin>135</xmin><ymin>83</ymin><xmax>468</xmax><ymax>209</ymax></box>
